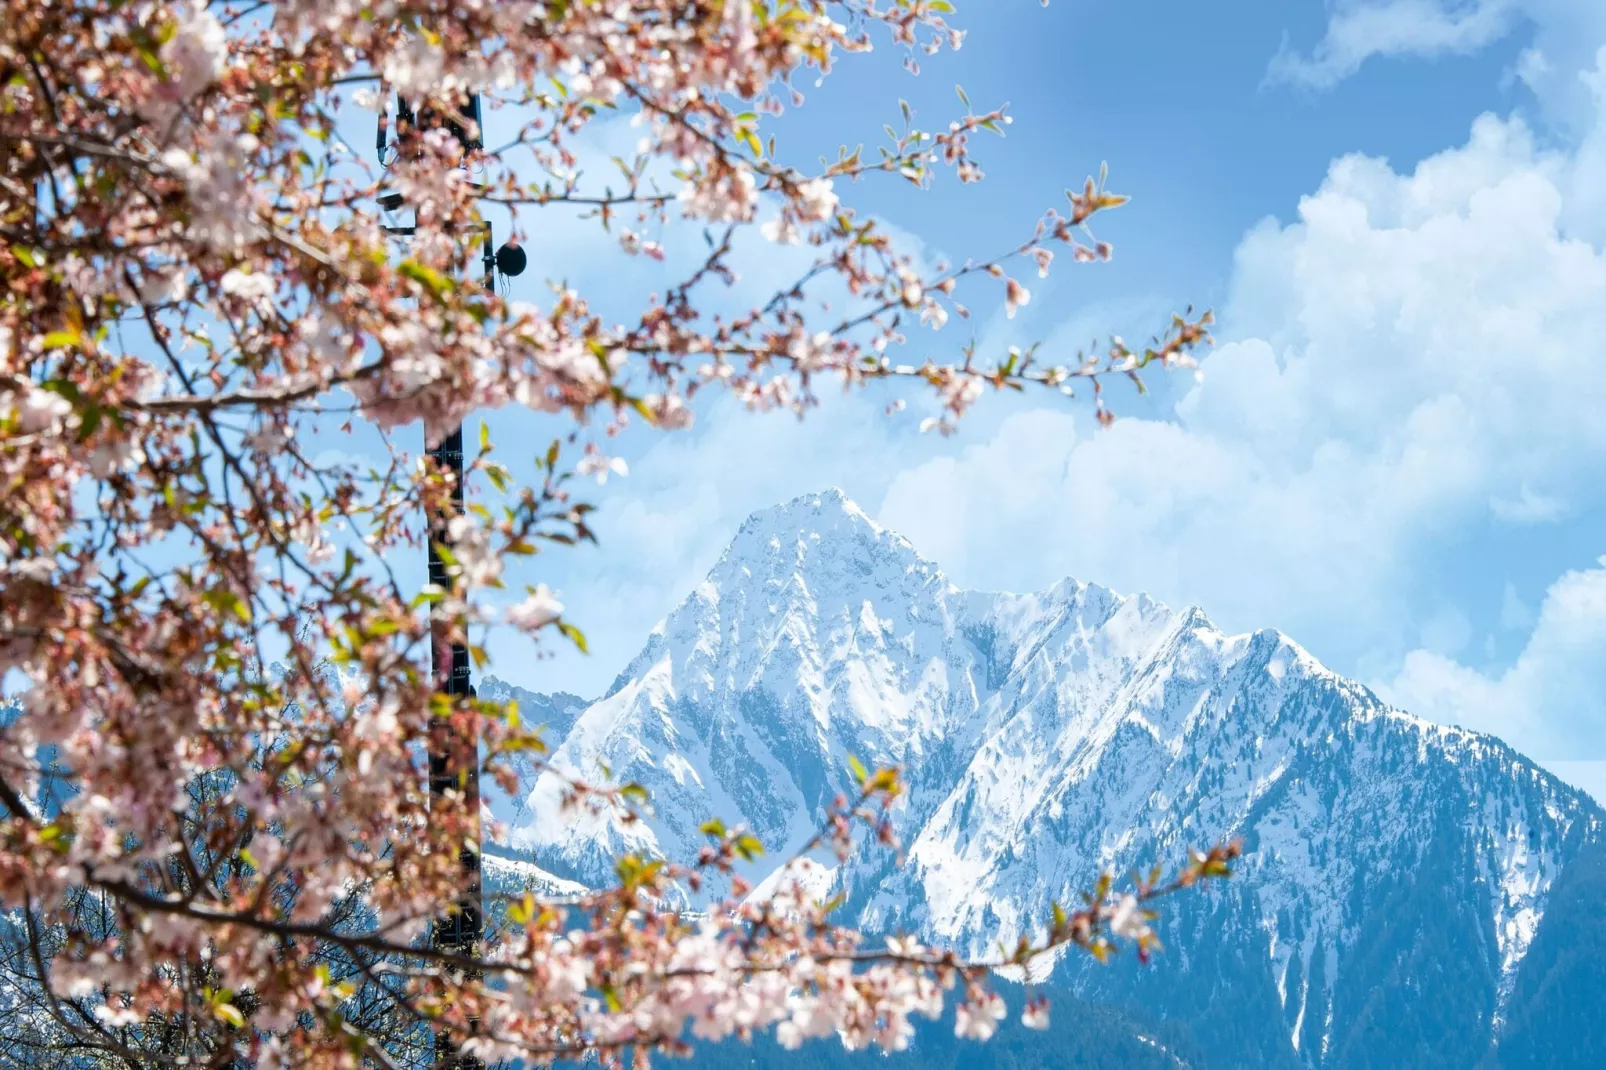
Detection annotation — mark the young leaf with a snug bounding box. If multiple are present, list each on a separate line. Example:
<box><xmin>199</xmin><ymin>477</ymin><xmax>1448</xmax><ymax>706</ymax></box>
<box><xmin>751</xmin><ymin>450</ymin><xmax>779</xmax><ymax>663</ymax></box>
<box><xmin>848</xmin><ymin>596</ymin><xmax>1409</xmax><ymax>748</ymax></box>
<box><xmin>847</xmin><ymin>754</ymin><xmax>869</xmax><ymax>787</ymax></box>
<box><xmin>557</xmin><ymin>620</ymin><xmax>588</xmax><ymax>654</ymax></box>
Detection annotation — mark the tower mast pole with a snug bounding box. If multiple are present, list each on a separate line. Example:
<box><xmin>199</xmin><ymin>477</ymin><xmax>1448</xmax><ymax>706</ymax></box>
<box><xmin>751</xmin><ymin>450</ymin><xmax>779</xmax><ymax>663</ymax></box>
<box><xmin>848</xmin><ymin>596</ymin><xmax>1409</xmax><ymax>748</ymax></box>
<box><xmin>383</xmin><ymin>89</ymin><xmax>492</xmax><ymax>1070</ymax></box>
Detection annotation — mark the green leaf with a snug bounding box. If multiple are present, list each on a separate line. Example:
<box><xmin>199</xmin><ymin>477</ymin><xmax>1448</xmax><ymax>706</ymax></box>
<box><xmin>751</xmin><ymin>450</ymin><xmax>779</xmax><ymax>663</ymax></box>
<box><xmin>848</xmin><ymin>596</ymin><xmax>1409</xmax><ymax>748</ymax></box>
<box><xmin>76</xmin><ymin>405</ymin><xmax>103</xmax><ymax>441</ymax></box>
<box><xmin>628</xmin><ymin>395</ymin><xmax>658</xmax><ymax>425</ymax></box>
<box><xmin>557</xmin><ymin>620</ymin><xmax>588</xmax><ymax>654</ymax></box>
<box><xmin>412</xmin><ymin>585</ymin><xmax>446</xmax><ymax>608</ymax></box>
<box><xmin>847</xmin><ymin>754</ymin><xmax>869</xmax><ymax>787</ymax></box>
<box><xmin>398</xmin><ymin>259</ymin><xmax>456</xmax><ymax>301</ymax></box>
<box><xmin>214</xmin><ymin>1003</ymin><xmax>245</xmax><ymax>1029</ymax></box>
<box><xmin>614</xmin><ymin>853</ymin><xmax>663</xmax><ymax>889</ymax></box>
<box><xmin>134</xmin><ymin>42</ymin><xmax>167</xmax><ymax>77</ymax></box>
<box><xmin>734</xmin><ymin>833</ymin><xmax>765</xmax><ymax>862</ymax></box>
<box><xmin>202</xmin><ymin>587</ymin><xmax>251</xmax><ymax>622</ymax></box>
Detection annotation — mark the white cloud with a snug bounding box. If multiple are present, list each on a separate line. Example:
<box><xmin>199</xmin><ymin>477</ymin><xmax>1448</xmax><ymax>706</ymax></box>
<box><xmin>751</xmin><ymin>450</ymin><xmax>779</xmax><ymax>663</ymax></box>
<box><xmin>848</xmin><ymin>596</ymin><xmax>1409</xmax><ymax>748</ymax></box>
<box><xmin>875</xmin><ymin>102</ymin><xmax>1606</xmax><ymax>754</ymax></box>
<box><xmin>476</xmin><ymin>32</ymin><xmax>1606</xmax><ymax>778</ymax></box>
<box><xmin>1490</xmin><ymin>482</ymin><xmax>1569</xmax><ymax>524</ymax></box>
<box><xmin>1382</xmin><ymin>559</ymin><xmax>1606</xmax><ymax>757</ymax></box>
<box><xmin>1267</xmin><ymin>0</ymin><xmax>1520</xmax><ymax>89</ymax></box>
<box><xmin>1266</xmin><ymin>2</ymin><xmax>1606</xmax><ymax>137</ymax></box>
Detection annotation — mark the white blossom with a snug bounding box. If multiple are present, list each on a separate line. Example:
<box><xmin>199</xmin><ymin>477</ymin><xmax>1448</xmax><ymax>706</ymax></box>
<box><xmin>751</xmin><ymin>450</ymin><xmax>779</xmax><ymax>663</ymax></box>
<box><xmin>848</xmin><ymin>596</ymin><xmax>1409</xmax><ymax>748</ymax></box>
<box><xmin>954</xmin><ymin>992</ymin><xmax>1006</xmax><ymax>1041</ymax></box>
<box><xmin>160</xmin><ymin>2</ymin><xmax>228</xmax><ymax>101</ymax></box>
<box><xmin>1107</xmin><ymin>894</ymin><xmax>1152</xmax><ymax>943</ymax></box>
<box><xmin>1022</xmin><ymin>999</ymin><xmax>1051</xmax><ymax>1030</ymax></box>
<box><xmin>2</xmin><ymin>557</ymin><xmax>55</xmax><ymax>583</ymax></box>
<box><xmin>221</xmin><ymin>269</ymin><xmax>275</xmax><ymax>302</ymax></box>
<box><xmin>507</xmin><ymin>585</ymin><xmax>564</xmax><ymax>631</ymax></box>
<box><xmin>88</xmin><ymin>437</ymin><xmax>146</xmax><ymax>478</ymax></box>
<box><xmin>576</xmin><ymin>453</ymin><xmax>629</xmax><ymax>485</ymax></box>
<box><xmin>679</xmin><ymin>167</ymin><xmax>759</xmax><ymax>222</ymax></box>
<box><xmin>761</xmin><ymin>215</ymin><xmax>802</xmax><ymax>244</ymax></box>
<box><xmin>796</xmin><ymin>177</ymin><xmax>838</xmax><ymax>221</ymax></box>
<box><xmin>16</xmin><ymin>386</ymin><xmax>72</xmax><ymax>434</ymax></box>
<box><xmin>647</xmin><ymin>392</ymin><xmax>695</xmax><ymax>429</ymax></box>
<box><xmin>445</xmin><ymin>515</ymin><xmax>502</xmax><ymax>588</ymax></box>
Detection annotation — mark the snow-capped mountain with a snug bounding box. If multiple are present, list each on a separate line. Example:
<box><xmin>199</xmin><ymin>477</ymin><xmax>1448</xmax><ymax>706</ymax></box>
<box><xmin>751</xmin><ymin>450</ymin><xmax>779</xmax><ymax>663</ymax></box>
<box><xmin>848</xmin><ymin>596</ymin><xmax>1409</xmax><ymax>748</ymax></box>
<box><xmin>496</xmin><ymin>489</ymin><xmax>1606</xmax><ymax>1068</ymax></box>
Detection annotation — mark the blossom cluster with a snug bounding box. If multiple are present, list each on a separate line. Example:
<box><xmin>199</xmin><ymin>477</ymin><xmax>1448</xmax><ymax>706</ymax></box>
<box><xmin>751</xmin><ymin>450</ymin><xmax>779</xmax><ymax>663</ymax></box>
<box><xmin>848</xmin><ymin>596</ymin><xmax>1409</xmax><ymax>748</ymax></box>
<box><xmin>0</xmin><ymin>0</ymin><xmax>1216</xmax><ymax>1065</ymax></box>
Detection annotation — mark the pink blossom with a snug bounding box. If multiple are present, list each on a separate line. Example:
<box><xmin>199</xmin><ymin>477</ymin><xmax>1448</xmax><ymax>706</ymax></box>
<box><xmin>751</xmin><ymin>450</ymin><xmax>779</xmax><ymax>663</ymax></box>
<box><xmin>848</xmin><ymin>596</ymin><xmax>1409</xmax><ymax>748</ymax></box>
<box><xmin>0</xmin><ymin>0</ymin><xmax>1220</xmax><ymax>1062</ymax></box>
<box><xmin>1005</xmin><ymin>277</ymin><xmax>1031</xmax><ymax>319</ymax></box>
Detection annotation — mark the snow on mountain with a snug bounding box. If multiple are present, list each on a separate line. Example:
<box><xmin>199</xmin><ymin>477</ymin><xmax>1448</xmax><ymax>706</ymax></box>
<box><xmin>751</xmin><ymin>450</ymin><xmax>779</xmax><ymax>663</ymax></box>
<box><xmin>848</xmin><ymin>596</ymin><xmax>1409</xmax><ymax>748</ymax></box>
<box><xmin>481</xmin><ymin>854</ymin><xmax>587</xmax><ymax>900</ymax></box>
<box><xmin>509</xmin><ymin>488</ymin><xmax>995</xmax><ymax>890</ymax></box>
<box><xmin>500</xmin><ymin>489</ymin><xmax>1606</xmax><ymax>1067</ymax></box>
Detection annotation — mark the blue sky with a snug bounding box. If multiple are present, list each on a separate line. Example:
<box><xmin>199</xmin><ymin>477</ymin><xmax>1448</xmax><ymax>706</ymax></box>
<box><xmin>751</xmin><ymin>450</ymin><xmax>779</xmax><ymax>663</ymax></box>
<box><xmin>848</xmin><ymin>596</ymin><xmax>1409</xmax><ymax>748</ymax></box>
<box><xmin>350</xmin><ymin>2</ymin><xmax>1606</xmax><ymax>799</ymax></box>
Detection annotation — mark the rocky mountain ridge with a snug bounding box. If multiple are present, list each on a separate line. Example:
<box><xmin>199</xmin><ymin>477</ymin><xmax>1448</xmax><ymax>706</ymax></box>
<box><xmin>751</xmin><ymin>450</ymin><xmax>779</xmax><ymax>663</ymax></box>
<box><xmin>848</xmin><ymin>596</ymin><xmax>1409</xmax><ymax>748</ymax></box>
<box><xmin>490</xmin><ymin>489</ymin><xmax>1606</xmax><ymax>1067</ymax></box>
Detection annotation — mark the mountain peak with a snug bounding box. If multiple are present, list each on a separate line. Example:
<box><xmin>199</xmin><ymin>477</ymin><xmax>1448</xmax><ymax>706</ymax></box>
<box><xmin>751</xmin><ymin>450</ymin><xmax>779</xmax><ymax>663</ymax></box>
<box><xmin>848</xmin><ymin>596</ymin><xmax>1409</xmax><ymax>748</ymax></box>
<box><xmin>735</xmin><ymin>487</ymin><xmax>877</xmax><ymax>537</ymax></box>
<box><xmin>711</xmin><ymin>487</ymin><xmax>943</xmax><ymax>595</ymax></box>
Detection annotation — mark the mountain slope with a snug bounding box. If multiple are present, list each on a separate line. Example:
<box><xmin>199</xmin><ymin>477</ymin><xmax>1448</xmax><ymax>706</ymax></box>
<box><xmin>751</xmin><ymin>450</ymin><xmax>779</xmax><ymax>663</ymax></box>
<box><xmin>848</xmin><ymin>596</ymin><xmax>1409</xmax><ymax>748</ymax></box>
<box><xmin>502</xmin><ymin>489</ymin><xmax>1605</xmax><ymax>1067</ymax></box>
<box><xmin>509</xmin><ymin>489</ymin><xmax>995</xmax><ymax>891</ymax></box>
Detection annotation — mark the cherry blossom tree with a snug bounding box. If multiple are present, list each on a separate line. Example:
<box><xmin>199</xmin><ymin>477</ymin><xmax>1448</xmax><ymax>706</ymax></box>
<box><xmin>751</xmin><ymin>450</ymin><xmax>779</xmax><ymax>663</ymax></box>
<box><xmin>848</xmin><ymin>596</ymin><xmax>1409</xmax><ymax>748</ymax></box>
<box><xmin>0</xmin><ymin>1</ymin><xmax>1226</xmax><ymax>1066</ymax></box>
